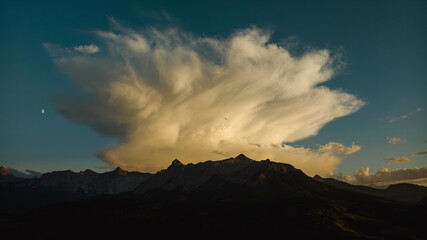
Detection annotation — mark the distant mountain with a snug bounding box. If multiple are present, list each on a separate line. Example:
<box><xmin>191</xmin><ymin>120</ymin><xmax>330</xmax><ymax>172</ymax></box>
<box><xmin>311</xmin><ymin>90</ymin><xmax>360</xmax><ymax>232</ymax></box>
<box><xmin>39</xmin><ymin>167</ymin><xmax>151</xmax><ymax>195</ymax></box>
<box><xmin>0</xmin><ymin>166</ymin><xmax>13</xmax><ymax>176</ymax></box>
<box><xmin>7</xmin><ymin>167</ymin><xmax>42</xmax><ymax>178</ymax></box>
<box><xmin>0</xmin><ymin>166</ymin><xmax>22</xmax><ymax>183</ymax></box>
<box><xmin>314</xmin><ymin>175</ymin><xmax>427</xmax><ymax>204</ymax></box>
<box><xmin>0</xmin><ymin>167</ymin><xmax>152</xmax><ymax>213</ymax></box>
<box><xmin>1</xmin><ymin>155</ymin><xmax>425</xmax><ymax>239</ymax></box>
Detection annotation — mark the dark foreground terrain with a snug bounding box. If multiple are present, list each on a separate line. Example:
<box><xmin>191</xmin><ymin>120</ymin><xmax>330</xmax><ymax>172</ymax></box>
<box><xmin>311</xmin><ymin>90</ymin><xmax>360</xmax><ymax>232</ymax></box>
<box><xmin>1</xmin><ymin>155</ymin><xmax>426</xmax><ymax>239</ymax></box>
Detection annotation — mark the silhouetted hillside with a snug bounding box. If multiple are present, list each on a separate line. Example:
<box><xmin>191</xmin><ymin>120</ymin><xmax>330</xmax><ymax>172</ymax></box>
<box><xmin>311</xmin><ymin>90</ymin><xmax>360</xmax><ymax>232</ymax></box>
<box><xmin>314</xmin><ymin>175</ymin><xmax>427</xmax><ymax>204</ymax></box>
<box><xmin>0</xmin><ymin>155</ymin><xmax>425</xmax><ymax>239</ymax></box>
<box><xmin>0</xmin><ymin>167</ymin><xmax>151</xmax><ymax>213</ymax></box>
<box><xmin>39</xmin><ymin>167</ymin><xmax>151</xmax><ymax>195</ymax></box>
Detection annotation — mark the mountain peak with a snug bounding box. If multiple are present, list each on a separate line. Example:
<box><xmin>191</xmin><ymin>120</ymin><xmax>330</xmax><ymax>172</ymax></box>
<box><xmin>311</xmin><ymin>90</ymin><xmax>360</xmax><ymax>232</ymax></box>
<box><xmin>224</xmin><ymin>154</ymin><xmax>253</xmax><ymax>164</ymax></box>
<box><xmin>313</xmin><ymin>175</ymin><xmax>323</xmax><ymax>181</ymax></box>
<box><xmin>135</xmin><ymin>156</ymin><xmax>310</xmax><ymax>195</ymax></box>
<box><xmin>236</xmin><ymin>153</ymin><xmax>249</xmax><ymax>159</ymax></box>
<box><xmin>79</xmin><ymin>169</ymin><xmax>97</xmax><ymax>175</ymax></box>
<box><xmin>168</xmin><ymin>159</ymin><xmax>184</xmax><ymax>169</ymax></box>
<box><xmin>113</xmin><ymin>167</ymin><xmax>128</xmax><ymax>176</ymax></box>
<box><xmin>0</xmin><ymin>166</ymin><xmax>13</xmax><ymax>176</ymax></box>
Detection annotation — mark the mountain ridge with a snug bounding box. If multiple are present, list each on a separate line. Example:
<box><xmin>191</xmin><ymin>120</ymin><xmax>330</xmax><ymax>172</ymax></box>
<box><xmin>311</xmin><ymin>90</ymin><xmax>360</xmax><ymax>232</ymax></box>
<box><xmin>314</xmin><ymin>175</ymin><xmax>427</xmax><ymax>204</ymax></box>
<box><xmin>0</xmin><ymin>166</ymin><xmax>23</xmax><ymax>183</ymax></box>
<box><xmin>1</xmin><ymin>155</ymin><xmax>425</xmax><ymax>239</ymax></box>
<box><xmin>39</xmin><ymin>167</ymin><xmax>152</xmax><ymax>195</ymax></box>
<box><xmin>0</xmin><ymin>166</ymin><xmax>152</xmax><ymax>213</ymax></box>
<box><xmin>1</xmin><ymin>155</ymin><xmax>427</xmax><ymax>239</ymax></box>
<box><xmin>134</xmin><ymin>154</ymin><xmax>300</xmax><ymax>194</ymax></box>
<box><xmin>0</xmin><ymin>166</ymin><xmax>13</xmax><ymax>176</ymax></box>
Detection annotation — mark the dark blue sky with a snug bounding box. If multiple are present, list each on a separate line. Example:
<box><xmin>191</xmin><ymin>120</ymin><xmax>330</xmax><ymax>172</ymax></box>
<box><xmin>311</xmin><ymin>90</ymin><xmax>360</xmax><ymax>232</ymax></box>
<box><xmin>1</xmin><ymin>0</ymin><xmax>426</xmax><ymax>178</ymax></box>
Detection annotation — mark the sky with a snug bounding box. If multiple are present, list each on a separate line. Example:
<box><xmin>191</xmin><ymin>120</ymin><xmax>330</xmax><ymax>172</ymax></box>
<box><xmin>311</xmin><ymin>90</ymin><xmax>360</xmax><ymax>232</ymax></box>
<box><xmin>1</xmin><ymin>0</ymin><xmax>426</xmax><ymax>186</ymax></box>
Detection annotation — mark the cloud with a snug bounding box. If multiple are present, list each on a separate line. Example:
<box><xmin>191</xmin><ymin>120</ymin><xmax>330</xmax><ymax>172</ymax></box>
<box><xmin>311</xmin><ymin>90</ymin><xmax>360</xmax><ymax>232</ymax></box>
<box><xmin>256</xmin><ymin>142</ymin><xmax>361</xmax><ymax>176</ymax></box>
<box><xmin>211</xmin><ymin>150</ymin><xmax>231</xmax><ymax>157</ymax></box>
<box><xmin>389</xmin><ymin>108</ymin><xmax>422</xmax><ymax>123</ymax></box>
<box><xmin>384</xmin><ymin>156</ymin><xmax>412</xmax><ymax>165</ymax></box>
<box><xmin>387</xmin><ymin>137</ymin><xmax>406</xmax><ymax>145</ymax></box>
<box><xmin>317</xmin><ymin>142</ymin><xmax>360</xmax><ymax>155</ymax></box>
<box><xmin>384</xmin><ymin>151</ymin><xmax>427</xmax><ymax>165</ymax></box>
<box><xmin>44</xmin><ymin>43</ymin><xmax>100</xmax><ymax>56</ymax></box>
<box><xmin>47</xmin><ymin>23</ymin><xmax>364</xmax><ymax>174</ymax></box>
<box><xmin>352</xmin><ymin>167</ymin><xmax>427</xmax><ymax>185</ymax></box>
<box><xmin>328</xmin><ymin>171</ymin><xmax>355</xmax><ymax>183</ymax></box>
<box><xmin>73</xmin><ymin>44</ymin><xmax>100</xmax><ymax>54</ymax></box>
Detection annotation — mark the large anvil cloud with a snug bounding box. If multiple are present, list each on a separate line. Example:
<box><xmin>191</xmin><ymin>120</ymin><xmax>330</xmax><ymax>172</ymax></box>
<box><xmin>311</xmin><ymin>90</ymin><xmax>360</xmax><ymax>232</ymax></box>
<box><xmin>46</xmin><ymin>24</ymin><xmax>363</xmax><ymax>174</ymax></box>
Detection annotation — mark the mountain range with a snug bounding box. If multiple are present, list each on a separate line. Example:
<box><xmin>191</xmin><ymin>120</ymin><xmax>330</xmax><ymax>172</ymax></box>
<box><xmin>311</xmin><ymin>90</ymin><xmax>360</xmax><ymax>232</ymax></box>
<box><xmin>0</xmin><ymin>166</ymin><xmax>151</xmax><ymax>212</ymax></box>
<box><xmin>0</xmin><ymin>166</ymin><xmax>22</xmax><ymax>183</ymax></box>
<box><xmin>314</xmin><ymin>174</ymin><xmax>427</xmax><ymax>204</ymax></box>
<box><xmin>1</xmin><ymin>155</ymin><xmax>426</xmax><ymax>239</ymax></box>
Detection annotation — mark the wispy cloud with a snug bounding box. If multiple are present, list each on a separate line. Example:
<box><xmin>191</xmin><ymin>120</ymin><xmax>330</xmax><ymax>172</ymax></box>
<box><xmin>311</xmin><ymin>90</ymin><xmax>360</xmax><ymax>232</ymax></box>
<box><xmin>317</xmin><ymin>142</ymin><xmax>360</xmax><ymax>155</ymax></box>
<box><xmin>211</xmin><ymin>150</ymin><xmax>231</xmax><ymax>157</ymax></box>
<box><xmin>387</xmin><ymin>137</ymin><xmax>406</xmax><ymax>145</ymax></box>
<box><xmin>44</xmin><ymin>43</ymin><xmax>100</xmax><ymax>56</ymax></box>
<box><xmin>46</xmin><ymin>21</ymin><xmax>364</xmax><ymax>174</ymax></box>
<box><xmin>384</xmin><ymin>156</ymin><xmax>412</xmax><ymax>165</ymax></box>
<box><xmin>384</xmin><ymin>151</ymin><xmax>427</xmax><ymax>165</ymax></box>
<box><xmin>389</xmin><ymin>108</ymin><xmax>422</xmax><ymax>123</ymax></box>
<box><xmin>73</xmin><ymin>44</ymin><xmax>100</xmax><ymax>54</ymax></box>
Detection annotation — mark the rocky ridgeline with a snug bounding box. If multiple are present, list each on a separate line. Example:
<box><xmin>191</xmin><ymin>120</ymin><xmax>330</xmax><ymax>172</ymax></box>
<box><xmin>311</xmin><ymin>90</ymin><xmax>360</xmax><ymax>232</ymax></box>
<box><xmin>39</xmin><ymin>167</ymin><xmax>151</xmax><ymax>195</ymax></box>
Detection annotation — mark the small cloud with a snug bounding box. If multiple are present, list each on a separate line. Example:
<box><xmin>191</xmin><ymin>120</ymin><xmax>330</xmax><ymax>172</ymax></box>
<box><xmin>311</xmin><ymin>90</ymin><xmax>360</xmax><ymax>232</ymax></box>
<box><xmin>384</xmin><ymin>156</ymin><xmax>412</xmax><ymax>165</ymax></box>
<box><xmin>73</xmin><ymin>44</ymin><xmax>100</xmax><ymax>54</ymax></box>
<box><xmin>317</xmin><ymin>142</ymin><xmax>361</xmax><ymax>155</ymax></box>
<box><xmin>408</xmin><ymin>151</ymin><xmax>427</xmax><ymax>157</ymax></box>
<box><xmin>211</xmin><ymin>150</ymin><xmax>230</xmax><ymax>157</ymax></box>
<box><xmin>43</xmin><ymin>43</ymin><xmax>72</xmax><ymax>57</ymax></box>
<box><xmin>389</xmin><ymin>108</ymin><xmax>422</xmax><ymax>123</ymax></box>
<box><xmin>328</xmin><ymin>171</ymin><xmax>354</xmax><ymax>183</ymax></box>
<box><xmin>44</xmin><ymin>43</ymin><xmax>100</xmax><ymax>56</ymax></box>
<box><xmin>249</xmin><ymin>143</ymin><xmax>262</xmax><ymax>148</ymax></box>
<box><xmin>387</xmin><ymin>137</ymin><xmax>406</xmax><ymax>145</ymax></box>
<box><xmin>384</xmin><ymin>150</ymin><xmax>427</xmax><ymax>165</ymax></box>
